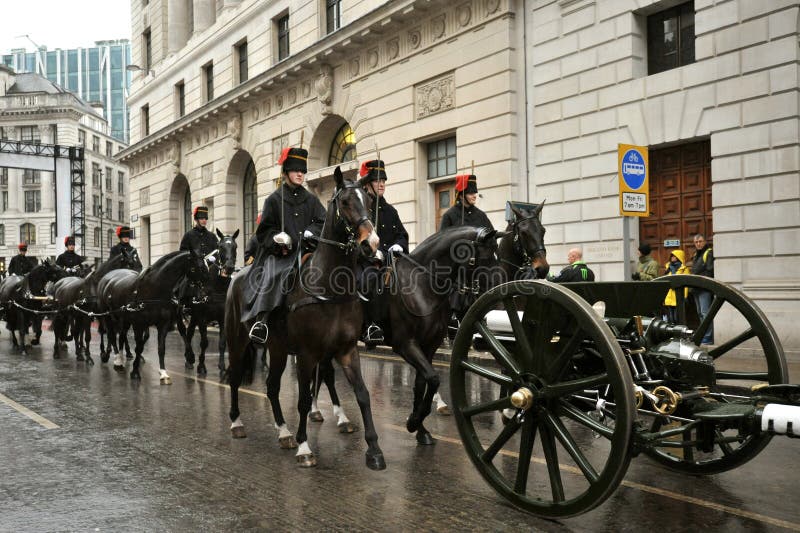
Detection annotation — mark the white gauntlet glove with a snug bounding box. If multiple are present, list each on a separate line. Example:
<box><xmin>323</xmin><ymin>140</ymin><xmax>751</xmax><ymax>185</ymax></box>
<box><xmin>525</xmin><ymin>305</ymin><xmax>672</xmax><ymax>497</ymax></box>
<box><xmin>303</xmin><ymin>230</ymin><xmax>314</xmax><ymax>239</ymax></box>
<box><xmin>389</xmin><ymin>244</ymin><xmax>403</xmax><ymax>253</ymax></box>
<box><xmin>273</xmin><ymin>231</ymin><xmax>293</xmax><ymax>250</ymax></box>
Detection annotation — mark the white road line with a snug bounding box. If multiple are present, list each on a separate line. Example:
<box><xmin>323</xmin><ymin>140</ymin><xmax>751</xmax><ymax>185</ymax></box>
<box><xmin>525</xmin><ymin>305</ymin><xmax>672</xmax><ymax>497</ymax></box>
<box><xmin>0</xmin><ymin>392</ymin><xmax>59</xmax><ymax>429</ymax></box>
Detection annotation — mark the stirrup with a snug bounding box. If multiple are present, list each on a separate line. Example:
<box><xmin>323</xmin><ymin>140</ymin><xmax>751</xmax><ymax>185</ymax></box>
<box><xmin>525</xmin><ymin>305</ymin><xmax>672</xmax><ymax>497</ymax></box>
<box><xmin>249</xmin><ymin>322</ymin><xmax>268</xmax><ymax>344</ymax></box>
<box><xmin>364</xmin><ymin>323</ymin><xmax>384</xmax><ymax>343</ymax></box>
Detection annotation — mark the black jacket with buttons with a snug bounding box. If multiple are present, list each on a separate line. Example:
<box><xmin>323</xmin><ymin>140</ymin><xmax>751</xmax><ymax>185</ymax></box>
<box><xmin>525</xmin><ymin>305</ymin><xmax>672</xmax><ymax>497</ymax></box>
<box><xmin>440</xmin><ymin>200</ymin><xmax>494</xmax><ymax>231</ymax></box>
<box><xmin>8</xmin><ymin>254</ymin><xmax>37</xmax><ymax>275</ymax></box>
<box><xmin>56</xmin><ymin>250</ymin><xmax>85</xmax><ymax>269</ymax></box>
<box><xmin>372</xmin><ymin>195</ymin><xmax>409</xmax><ymax>255</ymax></box>
<box><xmin>179</xmin><ymin>225</ymin><xmax>219</xmax><ymax>257</ymax></box>
<box><xmin>255</xmin><ymin>183</ymin><xmax>326</xmax><ymax>250</ymax></box>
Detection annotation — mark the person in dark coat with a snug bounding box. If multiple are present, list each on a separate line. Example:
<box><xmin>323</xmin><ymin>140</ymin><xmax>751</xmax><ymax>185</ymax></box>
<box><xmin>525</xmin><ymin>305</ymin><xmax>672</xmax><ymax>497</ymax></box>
<box><xmin>690</xmin><ymin>234</ymin><xmax>714</xmax><ymax>344</ymax></box>
<box><xmin>109</xmin><ymin>226</ymin><xmax>143</xmax><ymax>270</ymax></box>
<box><xmin>439</xmin><ymin>174</ymin><xmax>494</xmax><ymax>231</ymax></box>
<box><xmin>8</xmin><ymin>243</ymin><xmax>37</xmax><ymax>275</ymax></box>
<box><xmin>358</xmin><ymin>159</ymin><xmax>409</xmax><ymax>343</ymax></box>
<box><xmin>243</xmin><ymin>146</ymin><xmax>326</xmax><ymax>343</ymax></box>
<box><xmin>548</xmin><ymin>248</ymin><xmax>595</xmax><ymax>282</ymax></box>
<box><xmin>179</xmin><ymin>206</ymin><xmax>219</xmax><ymax>256</ymax></box>
<box><xmin>56</xmin><ymin>236</ymin><xmax>85</xmax><ymax>271</ymax></box>
<box><xmin>243</xmin><ymin>214</ymin><xmax>262</xmax><ymax>266</ymax></box>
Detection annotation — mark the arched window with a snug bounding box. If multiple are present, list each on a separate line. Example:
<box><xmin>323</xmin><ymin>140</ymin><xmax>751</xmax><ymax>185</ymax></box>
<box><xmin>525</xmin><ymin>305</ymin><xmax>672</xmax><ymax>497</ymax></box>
<box><xmin>0</xmin><ymin>224</ymin><xmax>5</xmax><ymax>246</ymax></box>
<box><xmin>93</xmin><ymin>227</ymin><xmax>101</xmax><ymax>247</ymax></box>
<box><xmin>328</xmin><ymin>123</ymin><xmax>357</xmax><ymax>166</ymax></box>
<box><xmin>183</xmin><ymin>188</ymin><xmax>192</xmax><ymax>234</ymax></box>
<box><xmin>20</xmin><ymin>223</ymin><xmax>36</xmax><ymax>245</ymax></box>
<box><xmin>243</xmin><ymin>160</ymin><xmax>258</xmax><ymax>242</ymax></box>
<box><xmin>107</xmin><ymin>229</ymin><xmax>114</xmax><ymax>249</ymax></box>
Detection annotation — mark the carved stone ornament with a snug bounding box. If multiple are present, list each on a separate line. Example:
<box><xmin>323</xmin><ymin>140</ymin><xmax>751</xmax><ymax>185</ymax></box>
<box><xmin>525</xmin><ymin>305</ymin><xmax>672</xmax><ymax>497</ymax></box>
<box><xmin>276</xmin><ymin>95</ymin><xmax>284</xmax><ymax>110</ymax></box>
<box><xmin>387</xmin><ymin>38</ymin><xmax>400</xmax><ymax>60</ymax></box>
<box><xmin>302</xmin><ymin>81</ymin><xmax>311</xmax><ymax>98</ymax></box>
<box><xmin>229</xmin><ymin>114</ymin><xmax>242</xmax><ymax>149</ymax></box>
<box><xmin>169</xmin><ymin>142</ymin><xmax>181</xmax><ymax>174</ymax></box>
<box><xmin>415</xmin><ymin>73</ymin><xmax>455</xmax><ymax>119</ymax></box>
<box><xmin>252</xmin><ymin>106</ymin><xmax>259</xmax><ymax>121</ymax></box>
<box><xmin>432</xmin><ymin>15</ymin><xmax>446</xmax><ymax>39</ymax></box>
<box><xmin>408</xmin><ymin>28</ymin><xmax>421</xmax><ymax>49</ymax></box>
<box><xmin>368</xmin><ymin>48</ymin><xmax>379</xmax><ymax>69</ymax></box>
<box><xmin>288</xmin><ymin>88</ymin><xmax>297</xmax><ymax>105</ymax></box>
<box><xmin>350</xmin><ymin>57</ymin><xmax>360</xmax><ymax>78</ymax></box>
<box><xmin>457</xmin><ymin>3</ymin><xmax>472</xmax><ymax>26</ymax></box>
<box><xmin>487</xmin><ymin>0</ymin><xmax>500</xmax><ymax>14</ymax></box>
<box><xmin>315</xmin><ymin>64</ymin><xmax>333</xmax><ymax>115</ymax></box>
<box><xmin>264</xmin><ymin>100</ymin><xmax>271</xmax><ymax>115</ymax></box>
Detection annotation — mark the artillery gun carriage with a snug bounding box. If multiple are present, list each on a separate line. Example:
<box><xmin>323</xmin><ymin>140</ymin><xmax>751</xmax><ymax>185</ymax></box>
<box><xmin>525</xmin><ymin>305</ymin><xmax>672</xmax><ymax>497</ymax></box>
<box><xmin>449</xmin><ymin>275</ymin><xmax>799</xmax><ymax>518</ymax></box>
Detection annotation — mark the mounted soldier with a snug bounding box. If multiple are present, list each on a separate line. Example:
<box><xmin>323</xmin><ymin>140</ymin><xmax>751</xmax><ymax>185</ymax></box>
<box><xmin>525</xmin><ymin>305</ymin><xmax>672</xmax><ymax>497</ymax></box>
<box><xmin>242</xmin><ymin>146</ymin><xmax>326</xmax><ymax>343</ymax></box>
<box><xmin>439</xmin><ymin>174</ymin><xmax>494</xmax><ymax>231</ymax></box>
<box><xmin>109</xmin><ymin>226</ymin><xmax>143</xmax><ymax>270</ymax></box>
<box><xmin>358</xmin><ymin>159</ymin><xmax>408</xmax><ymax>343</ymax></box>
<box><xmin>8</xmin><ymin>243</ymin><xmax>37</xmax><ymax>276</ymax></box>
<box><xmin>56</xmin><ymin>236</ymin><xmax>85</xmax><ymax>272</ymax></box>
<box><xmin>180</xmin><ymin>205</ymin><xmax>219</xmax><ymax>257</ymax></box>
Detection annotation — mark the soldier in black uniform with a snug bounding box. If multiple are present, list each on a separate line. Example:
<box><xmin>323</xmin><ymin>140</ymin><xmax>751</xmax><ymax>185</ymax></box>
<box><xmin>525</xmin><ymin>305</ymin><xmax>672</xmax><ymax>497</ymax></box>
<box><xmin>176</xmin><ymin>205</ymin><xmax>219</xmax><ymax>304</ymax></box>
<box><xmin>56</xmin><ymin>236</ymin><xmax>85</xmax><ymax>272</ymax></box>
<box><xmin>109</xmin><ymin>226</ymin><xmax>143</xmax><ymax>270</ymax></box>
<box><xmin>8</xmin><ymin>243</ymin><xmax>37</xmax><ymax>276</ymax></box>
<box><xmin>439</xmin><ymin>174</ymin><xmax>494</xmax><ymax>231</ymax></box>
<box><xmin>243</xmin><ymin>146</ymin><xmax>326</xmax><ymax>343</ymax></box>
<box><xmin>358</xmin><ymin>159</ymin><xmax>409</xmax><ymax>343</ymax></box>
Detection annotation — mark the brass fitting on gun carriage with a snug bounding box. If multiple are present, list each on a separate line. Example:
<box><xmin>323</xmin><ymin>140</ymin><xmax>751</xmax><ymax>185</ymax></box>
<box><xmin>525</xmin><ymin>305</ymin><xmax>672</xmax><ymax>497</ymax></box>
<box><xmin>651</xmin><ymin>385</ymin><xmax>710</xmax><ymax>415</ymax></box>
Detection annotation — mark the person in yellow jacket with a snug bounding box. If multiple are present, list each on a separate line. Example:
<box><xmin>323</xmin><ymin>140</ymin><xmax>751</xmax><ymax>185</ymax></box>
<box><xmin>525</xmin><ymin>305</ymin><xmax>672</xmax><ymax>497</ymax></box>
<box><xmin>663</xmin><ymin>249</ymin><xmax>690</xmax><ymax>323</ymax></box>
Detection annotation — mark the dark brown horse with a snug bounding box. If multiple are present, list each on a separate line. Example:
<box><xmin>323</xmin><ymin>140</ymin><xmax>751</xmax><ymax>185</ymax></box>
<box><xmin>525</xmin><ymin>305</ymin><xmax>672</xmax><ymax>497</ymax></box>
<box><xmin>497</xmin><ymin>203</ymin><xmax>549</xmax><ymax>281</ymax></box>
<box><xmin>224</xmin><ymin>168</ymin><xmax>384</xmax><ymax>469</ymax></box>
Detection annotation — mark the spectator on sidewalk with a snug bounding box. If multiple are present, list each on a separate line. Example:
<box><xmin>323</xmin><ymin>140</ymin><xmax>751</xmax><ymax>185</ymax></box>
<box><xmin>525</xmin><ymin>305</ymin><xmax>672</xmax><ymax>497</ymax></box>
<box><xmin>691</xmin><ymin>234</ymin><xmax>714</xmax><ymax>344</ymax></box>
<box><xmin>548</xmin><ymin>248</ymin><xmax>595</xmax><ymax>282</ymax></box>
<box><xmin>663</xmin><ymin>249</ymin><xmax>690</xmax><ymax>323</ymax></box>
<box><xmin>632</xmin><ymin>243</ymin><xmax>659</xmax><ymax>280</ymax></box>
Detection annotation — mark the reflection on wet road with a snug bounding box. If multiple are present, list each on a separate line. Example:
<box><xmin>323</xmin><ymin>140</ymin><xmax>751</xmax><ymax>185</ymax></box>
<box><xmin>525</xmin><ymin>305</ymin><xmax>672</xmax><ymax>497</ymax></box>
<box><xmin>1</xmin><ymin>329</ymin><xmax>798</xmax><ymax>532</ymax></box>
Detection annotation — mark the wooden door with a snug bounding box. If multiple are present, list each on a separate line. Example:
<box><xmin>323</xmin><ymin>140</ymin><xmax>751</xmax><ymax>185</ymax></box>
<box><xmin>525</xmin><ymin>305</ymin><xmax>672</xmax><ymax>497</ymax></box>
<box><xmin>640</xmin><ymin>141</ymin><xmax>712</xmax><ymax>271</ymax></box>
<box><xmin>434</xmin><ymin>180</ymin><xmax>455</xmax><ymax>231</ymax></box>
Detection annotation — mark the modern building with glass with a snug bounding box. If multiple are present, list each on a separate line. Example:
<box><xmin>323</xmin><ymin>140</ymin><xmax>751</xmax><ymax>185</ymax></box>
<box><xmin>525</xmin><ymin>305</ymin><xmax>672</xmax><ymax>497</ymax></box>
<box><xmin>1</xmin><ymin>40</ymin><xmax>131</xmax><ymax>143</ymax></box>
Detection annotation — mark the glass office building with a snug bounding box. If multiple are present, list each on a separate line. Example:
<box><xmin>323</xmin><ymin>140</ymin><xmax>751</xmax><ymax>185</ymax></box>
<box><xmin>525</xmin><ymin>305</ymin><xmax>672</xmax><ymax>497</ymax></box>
<box><xmin>2</xmin><ymin>40</ymin><xmax>131</xmax><ymax>142</ymax></box>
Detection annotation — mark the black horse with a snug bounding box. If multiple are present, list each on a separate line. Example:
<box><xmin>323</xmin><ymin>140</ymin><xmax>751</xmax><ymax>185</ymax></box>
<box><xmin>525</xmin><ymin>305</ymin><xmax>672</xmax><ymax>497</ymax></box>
<box><xmin>497</xmin><ymin>203</ymin><xmax>550</xmax><ymax>282</ymax></box>
<box><xmin>224</xmin><ymin>168</ymin><xmax>385</xmax><ymax>469</ymax></box>
<box><xmin>50</xmin><ymin>251</ymin><xmax>142</xmax><ymax>363</ymax></box>
<box><xmin>97</xmin><ymin>250</ymin><xmax>208</xmax><ymax>382</ymax></box>
<box><xmin>0</xmin><ymin>260</ymin><xmax>64</xmax><ymax>355</ymax></box>
<box><xmin>178</xmin><ymin>229</ymin><xmax>238</xmax><ymax>375</ymax></box>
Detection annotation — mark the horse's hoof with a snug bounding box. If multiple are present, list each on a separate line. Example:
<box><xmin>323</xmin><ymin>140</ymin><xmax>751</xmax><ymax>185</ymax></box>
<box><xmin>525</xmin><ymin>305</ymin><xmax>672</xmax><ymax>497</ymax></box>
<box><xmin>309</xmin><ymin>411</ymin><xmax>324</xmax><ymax>422</ymax></box>
<box><xmin>113</xmin><ymin>364</ymin><xmax>125</xmax><ymax>373</ymax></box>
<box><xmin>86</xmin><ymin>356</ymin><xmax>95</xmax><ymax>366</ymax></box>
<box><xmin>76</xmin><ymin>353</ymin><xmax>85</xmax><ymax>362</ymax></box>
<box><xmin>217</xmin><ymin>362</ymin><xmax>225</xmax><ymax>371</ymax></box>
<box><xmin>100</xmin><ymin>352</ymin><xmax>110</xmax><ymax>363</ymax></box>
<box><xmin>296</xmin><ymin>453</ymin><xmax>317</xmax><ymax>468</ymax></box>
<box><xmin>20</xmin><ymin>350</ymin><xmax>28</xmax><ymax>357</ymax></box>
<box><xmin>130</xmin><ymin>370</ymin><xmax>141</xmax><ymax>380</ymax></box>
<box><xmin>416</xmin><ymin>432</ymin><xmax>437</xmax><ymax>446</ymax></box>
<box><xmin>231</xmin><ymin>426</ymin><xmax>247</xmax><ymax>439</ymax></box>
<box><xmin>338</xmin><ymin>421</ymin><xmax>356</xmax><ymax>434</ymax></box>
<box><xmin>31</xmin><ymin>339</ymin><xmax>39</xmax><ymax>346</ymax></box>
<box><xmin>365</xmin><ymin>451</ymin><xmax>386</xmax><ymax>471</ymax></box>
<box><xmin>279</xmin><ymin>436</ymin><xmax>298</xmax><ymax>449</ymax></box>
<box><xmin>436</xmin><ymin>405</ymin><xmax>452</xmax><ymax>416</ymax></box>
<box><xmin>406</xmin><ymin>416</ymin><xmax>421</xmax><ymax>434</ymax></box>
<box><xmin>184</xmin><ymin>361</ymin><xmax>194</xmax><ymax>369</ymax></box>
<box><xmin>53</xmin><ymin>352</ymin><xmax>60</xmax><ymax>359</ymax></box>
<box><xmin>160</xmin><ymin>376</ymin><xmax>172</xmax><ymax>385</ymax></box>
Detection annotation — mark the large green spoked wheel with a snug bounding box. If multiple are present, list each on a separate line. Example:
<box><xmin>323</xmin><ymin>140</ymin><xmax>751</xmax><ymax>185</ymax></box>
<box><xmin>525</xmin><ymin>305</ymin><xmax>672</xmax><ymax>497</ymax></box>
<box><xmin>450</xmin><ymin>281</ymin><xmax>636</xmax><ymax>519</ymax></box>
<box><xmin>643</xmin><ymin>275</ymin><xmax>788</xmax><ymax>474</ymax></box>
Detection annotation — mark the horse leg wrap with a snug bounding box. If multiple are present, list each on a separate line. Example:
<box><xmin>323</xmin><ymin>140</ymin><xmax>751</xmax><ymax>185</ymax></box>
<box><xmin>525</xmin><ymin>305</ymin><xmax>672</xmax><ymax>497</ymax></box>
<box><xmin>159</xmin><ymin>369</ymin><xmax>172</xmax><ymax>385</ymax></box>
<box><xmin>334</xmin><ymin>405</ymin><xmax>355</xmax><ymax>433</ymax></box>
<box><xmin>230</xmin><ymin>417</ymin><xmax>246</xmax><ymax>438</ymax></box>
<box><xmin>275</xmin><ymin>423</ymin><xmax>297</xmax><ymax>449</ymax></box>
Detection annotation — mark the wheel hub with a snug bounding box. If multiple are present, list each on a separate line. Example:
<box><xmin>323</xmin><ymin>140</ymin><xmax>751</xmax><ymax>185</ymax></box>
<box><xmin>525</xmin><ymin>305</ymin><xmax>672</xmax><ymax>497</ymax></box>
<box><xmin>511</xmin><ymin>387</ymin><xmax>534</xmax><ymax>410</ymax></box>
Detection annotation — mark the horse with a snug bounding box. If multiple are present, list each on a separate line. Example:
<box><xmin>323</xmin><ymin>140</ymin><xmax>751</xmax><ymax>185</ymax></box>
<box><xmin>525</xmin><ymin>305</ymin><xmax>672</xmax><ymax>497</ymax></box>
<box><xmin>97</xmin><ymin>250</ymin><xmax>208</xmax><ymax>382</ymax></box>
<box><xmin>50</xmin><ymin>251</ymin><xmax>142</xmax><ymax>363</ymax></box>
<box><xmin>98</xmin><ymin>249</ymin><xmax>144</xmax><ymax>362</ymax></box>
<box><xmin>224</xmin><ymin>168</ymin><xmax>385</xmax><ymax>469</ymax></box>
<box><xmin>0</xmin><ymin>260</ymin><xmax>64</xmax><ymax>355</ymax></box>
<box><xmin>178</xmin><ymin>229</ymin><xmax>238</xmax><ymax>375</ymax></box>
<box><xmin>497</xmin><ymin>202</ymin><xmax>549</xmax><ymax>282</ymax></box>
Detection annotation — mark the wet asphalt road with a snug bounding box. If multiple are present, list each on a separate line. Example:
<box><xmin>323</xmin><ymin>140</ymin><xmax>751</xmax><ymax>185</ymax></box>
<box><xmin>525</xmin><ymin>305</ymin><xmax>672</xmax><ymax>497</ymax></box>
<box><xmin>1</xmin><ymin>327</ymin><xmax>799</xmax><ymax>533</ymax></box>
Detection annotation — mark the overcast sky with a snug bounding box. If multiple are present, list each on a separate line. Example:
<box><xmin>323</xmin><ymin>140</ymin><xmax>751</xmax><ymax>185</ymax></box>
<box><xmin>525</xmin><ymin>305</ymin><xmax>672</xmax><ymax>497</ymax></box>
<box><xmin>0</xmin><ymin>0</ymin><xmax>131</xmax><ymax>53</ymax></box>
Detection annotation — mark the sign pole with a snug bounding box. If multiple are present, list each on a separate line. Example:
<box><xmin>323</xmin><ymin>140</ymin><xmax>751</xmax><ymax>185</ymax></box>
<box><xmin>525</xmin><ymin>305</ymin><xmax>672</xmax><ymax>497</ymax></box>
<box><xmin>622</xmin><ymin>216</ymin><xmax>631</xmax><ymax>280</ymax></box>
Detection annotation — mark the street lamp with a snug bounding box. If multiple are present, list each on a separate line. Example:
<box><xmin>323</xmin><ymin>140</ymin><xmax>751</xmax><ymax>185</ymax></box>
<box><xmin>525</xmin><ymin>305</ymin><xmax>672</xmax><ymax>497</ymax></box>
<box><xmin>126</xmin><ymin>64</ymin><xmax>155</xmax><ymax>77</ymax></box>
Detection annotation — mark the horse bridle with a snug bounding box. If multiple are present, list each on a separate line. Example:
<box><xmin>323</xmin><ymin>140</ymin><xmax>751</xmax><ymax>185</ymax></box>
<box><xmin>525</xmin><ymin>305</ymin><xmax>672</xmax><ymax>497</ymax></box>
<box><xmin>313</xmin><ymin>182</ymin><xmax>373</xmax><ymax>254</ymax></box>
<box><xmin>504</xmin><ymin>214</ymin><xmax>546</xmax><ymax>275</ymax></box>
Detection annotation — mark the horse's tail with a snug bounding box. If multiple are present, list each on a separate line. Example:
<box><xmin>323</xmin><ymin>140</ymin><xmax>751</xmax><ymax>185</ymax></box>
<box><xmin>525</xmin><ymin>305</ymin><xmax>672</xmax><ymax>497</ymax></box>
<box><xmin>224</xmin><ymin>271</ymin><xmax>256</xmax><ymax>386</ymax></box>
<box><xmin>239</xmin><ymin>343</ymin><xmax>257</xmax><ymax>386</ymax></box>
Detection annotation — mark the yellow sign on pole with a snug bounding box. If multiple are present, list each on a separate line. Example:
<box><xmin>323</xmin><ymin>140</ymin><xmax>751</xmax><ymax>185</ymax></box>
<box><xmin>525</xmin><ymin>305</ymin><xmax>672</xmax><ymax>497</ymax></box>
<box><xmin>618</xmin><ymin>143</ymin><xmax>649</xmax><ymax>217</ymax></box>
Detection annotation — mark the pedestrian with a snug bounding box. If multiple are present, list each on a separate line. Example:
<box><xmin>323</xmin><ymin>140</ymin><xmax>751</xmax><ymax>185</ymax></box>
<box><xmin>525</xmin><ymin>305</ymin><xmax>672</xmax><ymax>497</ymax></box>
<box><xmin>548</xmin><ymin>247</ymin><xmax>595</xmax><ymax>282</ymax></box>
<box><xmin>439</xmin><ymin>174</ymin><xmax>494</xmax><ymax>231</ymax></box>
<box><xmin>691</xmin><ymin>234</ymin><xmax>714</xmax><ymax>344</ymax></box>
<box><xmin>632</xmin><ymin>243</ymin><xmax>658</xmax><ymax>280</ymax></box>
<box><xmin>663</xmin><ymin>249</ymin><xmax>689</xmax><ymax>323</ymax></box>
<box><xmin>8</xmin><ymin>243</ymin><xmax>37</xmax><ymax>276</ymax></box>
<box><xmin>358</xmin><ymin>159</ymin><xmax>408</xmax><ymax>344</ymax></box>
<box><xmin>242</xmin><ymin>145</ymin><xmax>326</xmax><ymax>343</ymax></box>
<box><xmin>56</xmin><ymin>236</ymin><xmax>85</xmax><ymax>272</ymax></box>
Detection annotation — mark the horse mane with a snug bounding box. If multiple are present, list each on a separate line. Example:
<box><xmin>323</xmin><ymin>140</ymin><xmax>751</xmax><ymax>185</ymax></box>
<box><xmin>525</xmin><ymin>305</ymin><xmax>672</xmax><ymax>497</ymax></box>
<box><xmin>410</xmin><ymin>226</ymin><xmax>479</xmax><ymax>261</ymax></box>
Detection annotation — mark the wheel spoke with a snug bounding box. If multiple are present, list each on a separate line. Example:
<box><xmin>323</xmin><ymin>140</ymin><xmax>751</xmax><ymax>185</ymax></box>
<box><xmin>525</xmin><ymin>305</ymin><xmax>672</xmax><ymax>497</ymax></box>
<box><xmin>542</xmin><ymin>373</ymin><xmax>609</xmax><ymax>398</ymax></box>
<box><xmin>716</xmin><ymin>430</ymin><xmax>734</xmax><ymax>456</ymax></box>
<box><xmin>675</xmin><ymin>288</ymin><xmax>687</xmax><ymax>324</ymax></box>
<box><xmin>528</xmin><ymin>300</ymin><xmax>557</xmax><ymax>375</ymax></box>
<box><xmin>557</xmin><ymin>400</ymin><xmax>614</xmax><ymax>439</ymax></box>
<box><xmin>543</xmin><ymin>411</ymin><xmax>599</xmax><ymax>484</ymax></box>
<box><xmin>514</xmin><ymin>416</ymin><xmax>537</xmax><ymax>494</ymax></box>
<box><xmin>692</xmin><ymin>295</ymin><xmax>724</xmax><ymax>345</ymax></box>
<box><xmin>460</xmin><ymin>360</ymin><xmax>514</xmax><ymax>387</ymax></box>
<box><xmin>481</xmin><ymin>417</ymin><xmax>522</xmax><ymax>463</ymax></box>
<box><xmin>545</xmin><ymin>327</ymin><xmax>584</xmax><ymax>382</ymax></box>
<box><xmin>462</xmin><ymin>396</ymin><xmax>512</xmax><ymax>418</ymax></box>
<box><xmin>474</xmin><ymin>319</ymin><xmax>522</xmax><ymax>378</ymax></box>
<box><xmin>503</xmin><ymin>297</ymin><xmax>536</xmax><ymax>372</ymax></box>
<box><xmin>709</xmin><ymin>328</ymin><xmax>756</xmax><ymax>359</ymax></box>
<box><xmin>539</xmin><ymin>421</ymin><xmax>565</xmax><ymax>502</ymax></box>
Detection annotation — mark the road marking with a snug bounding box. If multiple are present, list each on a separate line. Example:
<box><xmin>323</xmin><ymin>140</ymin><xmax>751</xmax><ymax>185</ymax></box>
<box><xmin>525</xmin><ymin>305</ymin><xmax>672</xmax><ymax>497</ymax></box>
<box><xmin>0</xmin><ymin>392</ymin><xmax>59</xmax><ymax>429</ymax></box>
<box><xmin>170</xmin><ymin>369</ymin><xmax>800</xmax><ymax>531</ymax></box>
<box><xmin>384</xmin><ymin>424</ymin><xmax>800</xmax><ymax>531</ymax></box>
<box><xmin>362</xmin><ymin>352</ymin><xmax>450</xmax><ymax>368</ymax></box>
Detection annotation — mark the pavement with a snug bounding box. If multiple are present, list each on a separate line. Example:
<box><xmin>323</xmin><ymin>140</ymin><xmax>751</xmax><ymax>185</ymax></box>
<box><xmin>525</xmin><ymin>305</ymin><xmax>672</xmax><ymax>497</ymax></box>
<box><xmin>0</xmin><ymin>328</ymin><xmax>799</xmax><ymax>532</ymax></box>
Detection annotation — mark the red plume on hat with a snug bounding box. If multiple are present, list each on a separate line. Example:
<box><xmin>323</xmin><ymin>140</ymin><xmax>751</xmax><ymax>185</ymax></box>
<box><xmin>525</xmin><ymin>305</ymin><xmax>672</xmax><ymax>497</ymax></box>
<box><xmin>17</xmin><ymin>243</ymin><xmax>27</xmax><ymax>251</ymax></box>
<box><xmin>115</xmin><ymin>226</ymin><xmax>122</xmax><ymax>237</ymax></box>
<box><xmin>256</xmin><ymin>213</ymin><xmax>262</xmax><ymax>225</ymax></box>
<box><xmin>455</xmin><ymin>174</ymin><xmax>471</xmax><ymax>192</ymax></box>
<box><xmin>278</xmin><ymin>147</ymin><xmax>290</xmax><ymax>166</ymax></box>
<box><xmin>359</xmin><ymin>161</ymin><xmax>370</xmax><ymax>178</ymax></box>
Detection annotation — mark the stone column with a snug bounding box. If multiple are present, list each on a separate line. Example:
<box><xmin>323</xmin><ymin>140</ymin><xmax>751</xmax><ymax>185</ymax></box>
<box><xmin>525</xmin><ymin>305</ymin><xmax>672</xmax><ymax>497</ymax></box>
<box><xmin>193</xmin><ymin>0</ymin><xmax>216</xmax><ymax>34</ymax></box>
<box><xmin>168</xmin><ymin>0</ymin><xmax>191</xmax><ymax>54</ymax></box>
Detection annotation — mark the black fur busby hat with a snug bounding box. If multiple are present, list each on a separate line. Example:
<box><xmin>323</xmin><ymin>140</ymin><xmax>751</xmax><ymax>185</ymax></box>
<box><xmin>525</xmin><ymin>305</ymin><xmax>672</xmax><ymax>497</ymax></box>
<box><xmin>17</xmin><ymin>243</ymin><xmax>28</xmax><ymax>252</ymax></box>
<box><xmin>64</xmin><ymin>236</ymin><xmax>76</xmax><ymax>247</ymax></box>
<box><xmin>455</xmin><ymin>174</ymin><xmax>478</xmax><ymax>195</ymax></box>
<box><xmin>359</xmin><ymin>160</ymin><xmax>388</xmax><ymax>183</ymax></box>
<box><xmin>193</xmin><ymin>205</ymin><xmax>209</xmax><ymax>220</ymax></box>
<box><xmin>278</xmin><ymin>147</ymin><xmax>308</xmax><ymax>174</ymax></box>
<box><xmin>116</xmin><ymin>226</ymin><xmax>132</xmax><ymax>239</ymax></box>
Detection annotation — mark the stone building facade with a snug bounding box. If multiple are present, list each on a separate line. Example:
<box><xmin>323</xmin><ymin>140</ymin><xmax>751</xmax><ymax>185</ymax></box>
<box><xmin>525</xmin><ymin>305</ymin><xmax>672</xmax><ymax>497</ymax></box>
<box><xmin>0</xmin><ymin>66</ymin><xmax>129</xmax><ymax>268</ymax></box>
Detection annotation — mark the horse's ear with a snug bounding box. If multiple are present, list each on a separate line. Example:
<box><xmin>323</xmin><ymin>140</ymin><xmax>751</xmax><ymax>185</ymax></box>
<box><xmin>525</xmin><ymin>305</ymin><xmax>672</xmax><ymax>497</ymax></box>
<box><xmin>216</xmin><ymin>228</ymin><xmax>224</xmax><ymax>239</ymax></box>
<box><xmin>534</xmin><ymin>199</ymin><xmax>546</xmax><ymax>218</ymax></box>
<box><xmin>232</xmin><ymin>229</ymin><xmax>240</xmax><ymax>240</ymax></box>
<box><xmin>334</xmin><ymin>166</ymin><xmax>344</xmax><ymax>188</ymax></box>
<box><xmin>510</xmin><ymin>204</ymin><xmax>525</xmax><ymax>220</ymax></box>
